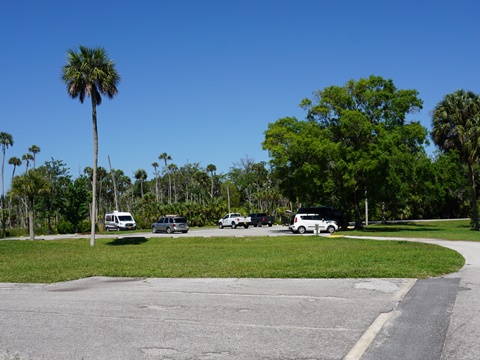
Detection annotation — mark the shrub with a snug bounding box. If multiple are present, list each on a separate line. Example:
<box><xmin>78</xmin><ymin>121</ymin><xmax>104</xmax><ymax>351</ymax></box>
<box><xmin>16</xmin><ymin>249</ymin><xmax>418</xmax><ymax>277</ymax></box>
<box><xmin>57</xmin><ymin>220</ymin><xmax>75</xmax><ymax>234</ymax></box>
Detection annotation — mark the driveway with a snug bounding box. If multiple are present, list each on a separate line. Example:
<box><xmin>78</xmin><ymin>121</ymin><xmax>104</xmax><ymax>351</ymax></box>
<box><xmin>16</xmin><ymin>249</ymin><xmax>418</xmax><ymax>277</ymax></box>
<box><xmin>0</xmin><ymin>228</ymin><xmax>479</xmax><ymax>359</ymax></box>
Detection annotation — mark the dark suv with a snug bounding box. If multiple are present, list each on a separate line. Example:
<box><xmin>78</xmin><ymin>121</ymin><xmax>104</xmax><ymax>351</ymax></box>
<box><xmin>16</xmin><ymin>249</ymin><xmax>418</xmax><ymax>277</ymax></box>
<box><xmin>295</xmin><ymin>206</ymin><xmax>349</xmax><ymax>230</ymax></box>
<box><xmin>152</xmin><ymin>216</ymin><xmax>189</xmax><ymax>234</ymax></box>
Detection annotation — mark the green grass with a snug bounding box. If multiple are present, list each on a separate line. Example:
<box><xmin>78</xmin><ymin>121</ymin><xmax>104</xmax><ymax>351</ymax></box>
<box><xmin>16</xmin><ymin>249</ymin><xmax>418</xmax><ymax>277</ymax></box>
<box><xmin>348</xmin><ymin>219</ymin><xmax>479</xmax><ymax>241</ymax></box>
<box><xmin>0</xmin><ymin>236</ymin><xmax>464</xmax><ymax>283</ymax></box>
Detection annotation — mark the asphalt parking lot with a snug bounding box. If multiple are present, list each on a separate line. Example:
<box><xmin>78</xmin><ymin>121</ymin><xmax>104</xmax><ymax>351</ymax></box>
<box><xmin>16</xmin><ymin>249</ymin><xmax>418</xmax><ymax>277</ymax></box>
<box><xmin>1</xmin><ymin>227</ymin><xmax>480</xmax><ymax>359</ymax></box>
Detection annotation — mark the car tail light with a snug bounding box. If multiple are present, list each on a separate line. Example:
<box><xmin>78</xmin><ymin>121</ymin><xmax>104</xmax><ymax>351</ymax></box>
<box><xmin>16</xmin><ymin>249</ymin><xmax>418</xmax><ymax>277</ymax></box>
<box><xmin>295</xmin><ymin>217</ymin><xmax>298</xmax><ymax>223</ymax></box>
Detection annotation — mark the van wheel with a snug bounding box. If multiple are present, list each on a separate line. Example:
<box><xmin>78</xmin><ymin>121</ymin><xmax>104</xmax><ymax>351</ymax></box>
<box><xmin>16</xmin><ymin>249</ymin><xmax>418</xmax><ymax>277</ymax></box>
<box><xmin>297</xmin><ymin>226</ymin><xmax>306</xmax><ymax>234</ymax></box>
<box><xmin>327</xmin><ymin>225</ymin><xmax>335</xmax><ymax>234</ymax></box>
<box><xmin>166</xmin><ymin>227</ymin><xmax>172</xmax><ymax>234</ymax></box>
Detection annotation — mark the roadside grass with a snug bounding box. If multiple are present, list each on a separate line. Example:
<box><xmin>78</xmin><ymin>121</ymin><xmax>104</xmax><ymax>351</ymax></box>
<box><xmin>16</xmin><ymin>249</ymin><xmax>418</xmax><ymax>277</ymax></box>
<box><xmin>0</xmin><ymin>236</ymin><xmax>464</xmax><ymax>283</ymax></box>
<box><xmin>347</xmin><ymin>219</ymin><xmax>479</xmax><ymax>241</ymax></box>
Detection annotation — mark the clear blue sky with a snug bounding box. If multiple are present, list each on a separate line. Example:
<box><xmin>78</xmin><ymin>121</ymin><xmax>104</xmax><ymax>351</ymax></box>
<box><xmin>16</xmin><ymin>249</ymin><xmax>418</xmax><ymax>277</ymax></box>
<box><xmin>1</xmin><ymin>0</ymin><xmax>479</xmax><ymax>191</ymax></box>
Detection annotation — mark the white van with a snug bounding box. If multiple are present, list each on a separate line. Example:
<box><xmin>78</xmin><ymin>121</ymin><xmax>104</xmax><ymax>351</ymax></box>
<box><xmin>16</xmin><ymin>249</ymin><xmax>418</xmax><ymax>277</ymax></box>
<box><xmin>105</xmin><ymin>211</ymin><xmax>136</xmax><ymax>231</ymax></box>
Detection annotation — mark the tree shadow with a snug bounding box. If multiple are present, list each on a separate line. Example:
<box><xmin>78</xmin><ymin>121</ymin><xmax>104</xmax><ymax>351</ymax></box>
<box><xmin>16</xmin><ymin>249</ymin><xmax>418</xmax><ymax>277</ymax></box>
<box><xmin>359</xmin><ymin>222</ymin><xmax>441</xmax><ymax>233</ymax></box>
<box><xmin>107</xmin><ymin>237</ymin><xmax>148</xmax><ymax>246</ymax></box>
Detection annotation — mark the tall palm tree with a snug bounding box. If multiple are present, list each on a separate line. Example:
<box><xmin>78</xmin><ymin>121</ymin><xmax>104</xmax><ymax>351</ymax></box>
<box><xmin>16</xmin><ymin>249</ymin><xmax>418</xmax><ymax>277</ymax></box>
<box><xmin>159</xmin><ymin>152</ymin><xmax>172</xmax><ymax>204</ymax></box>
<box><xmin>28</xmin><ymin>145</ymin><xmax>41</xmax><ymax>168</ymax></box>
<box><xmin>134</xmin><ymin>169</ymin><xmax>148</xmax><ymax>199</ymax></box>
<box><xmin>62</xmin><ymin>46</ymin><xmax>120</xmax><ymax>246</ymax></box>
<box><xmin>206</xmin><ymin>164</ymin><xmax>216</xmax><ymax>198</ymax></box>
<box><xmin>22</xmin><ymin>153</ymin><xmax>34</xmax><ymax>173</ymax></box>
<box><xmin>152</xmin><ymin>162</ymin><xmax>159</xmax><ymax>202</ymax></box>
<box><xmin>8</xmin><ymin>157</ymin><xmax>22</xmax><ymax>181</ymax></box>
<box><xmin>10</xmin><ymin>169</ymin><xmax>49</xmax><ymax>240</ymax></box>
<box><xmin>432</xmin><ymin>89</ymin><xmax>480</xmax><ymax>230</ymax></box>
<box><xmin>0</xmin><ymin>132</ymin><xmax>13</xmax><ymax>237</ymax></box>
<box><xmin>168</xmin><ymin>163</ymin><xmax>178</xmax><ymax>202</ymax></box>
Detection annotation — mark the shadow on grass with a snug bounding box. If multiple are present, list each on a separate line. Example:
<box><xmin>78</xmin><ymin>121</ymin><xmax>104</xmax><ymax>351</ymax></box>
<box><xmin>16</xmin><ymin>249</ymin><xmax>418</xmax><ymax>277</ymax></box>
<box><xmin>107</xmin><ymin>237</ymin><xmax>148</xmax><ymax>246</ymax></box>
<box><xmin>355</xmin><ymin>222</ymin><xmax>442</xmax><ymax>233</ymax></box>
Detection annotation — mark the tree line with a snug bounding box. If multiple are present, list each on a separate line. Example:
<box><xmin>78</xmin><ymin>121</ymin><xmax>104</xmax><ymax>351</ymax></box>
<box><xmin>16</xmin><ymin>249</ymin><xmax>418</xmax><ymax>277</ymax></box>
<box><xmin>1</xmin><ymin>45</ymin><xmax>479</xmax><ymax>241</ymax></box>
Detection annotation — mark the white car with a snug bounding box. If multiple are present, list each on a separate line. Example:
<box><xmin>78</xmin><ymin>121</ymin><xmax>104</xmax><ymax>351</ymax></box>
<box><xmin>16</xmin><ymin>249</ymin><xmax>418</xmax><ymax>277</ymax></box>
<box><xmin>290</xmin><ymin>214</ymin><xmax>338</xmax><ymax>234</ymax></box>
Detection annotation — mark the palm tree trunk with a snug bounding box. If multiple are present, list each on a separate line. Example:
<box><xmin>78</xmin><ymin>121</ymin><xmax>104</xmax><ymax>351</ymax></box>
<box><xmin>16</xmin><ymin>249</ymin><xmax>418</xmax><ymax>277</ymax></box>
<box><xmin>28</xmin><ymin>198</ymin><xmax>35</xmax><ymax>240</ymax></box>
<box><xmin>90</xmin><ymin>97</ymin><xmax>98</xmax><ymax>246</ymax></box>
<box><xmin>469</xmin><ymin>163</ymin><xmax>479</xmax><ymax>230</ymax></box>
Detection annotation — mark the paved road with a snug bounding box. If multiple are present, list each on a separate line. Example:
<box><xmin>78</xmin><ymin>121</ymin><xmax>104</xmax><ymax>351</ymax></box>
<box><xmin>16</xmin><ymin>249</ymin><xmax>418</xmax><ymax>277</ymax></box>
<box><xmin>0</xmin><ymin>227</ymin><xmax>479</xmax><ymax>359</ymax></box>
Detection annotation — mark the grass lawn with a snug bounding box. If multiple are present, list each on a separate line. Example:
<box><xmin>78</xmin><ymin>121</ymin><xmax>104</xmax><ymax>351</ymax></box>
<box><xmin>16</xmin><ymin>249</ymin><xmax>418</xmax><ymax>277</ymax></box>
<box><xmin>0</xmin><ymin>235</ymin><xmax>464</xmax><ymax>283</ymax></box>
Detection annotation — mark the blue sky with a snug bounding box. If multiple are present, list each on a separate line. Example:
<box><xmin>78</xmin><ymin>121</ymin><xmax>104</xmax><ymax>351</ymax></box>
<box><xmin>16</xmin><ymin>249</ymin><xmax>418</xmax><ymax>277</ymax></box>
<box><xmin>1</xmin><ymin>0</ymin><xmax>480</xmax><ymax>191</ymax></box>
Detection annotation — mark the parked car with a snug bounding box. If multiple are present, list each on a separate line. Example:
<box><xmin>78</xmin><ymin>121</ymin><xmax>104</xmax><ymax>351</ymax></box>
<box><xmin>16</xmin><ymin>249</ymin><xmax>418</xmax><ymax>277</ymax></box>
<box><xmin>248</xmin><ymin>213</ymin><xmax>275</xmax><ymax>227</ymax></box>
<box><xmin>297</xmin><ymin>206</ymin><xmax>349</xmax><ymax>230</ymax></box>
<box><xmin>152</xmin><ymin>215</ymin><xmax>189</xmax><ymax>234</ymax></box>
<box><xmin>290</xmin><ymin>213</ymin><xmax>338</xmax><ymax>234</ymax></box>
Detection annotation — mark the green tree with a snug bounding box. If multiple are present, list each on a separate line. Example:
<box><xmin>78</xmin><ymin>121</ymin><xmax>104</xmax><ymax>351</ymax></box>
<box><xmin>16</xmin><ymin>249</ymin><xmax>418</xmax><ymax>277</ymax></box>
<box><xmin>22</xmin><ymin>153</ymin><xmax>34</xmax><ymax>173</ymax></box>
<box><xmin>28</xmin><ymin>145</ymin><xmax>41</xmax><ymax>169</ymax></box>
<box><xmin>152</xmin><ymin>162</ymin><xmax>159</xmax><ymax>202</ymax></box>
<box><xmin>10</xmin><ymin>169</ymin><xmax>49</xmax><ymax>240</ymax></box>
<box><xmin>264</xmin><ymin>76</ymin><xmax>425</xmax><ymax>227</ymax></box>
<box><xmin>135</xmin><ymin>169</ymin><xmax>148</xmax><ymax>199</ymax></box>
<box><xmin>63</xmin><ymin>176</ymin><xmax>90</xmax><ymax>232</ymax></box>
<box><xmin>62</xmin><ymin>46</ymin><xmax>120</xmax><ymax>246</ymax></box>
<box><xmin>1</xmin><ymin>132</ymin><xmax>14</xmax><ymax>237</ymax></box>
<box><xmin>159</xmin><ymin>153</ymin><xmax>172</xmax><ymax>204</ymax></box>
<box><xmin>36</xmin><ymin>159</ymin><xmax>71</xmax><ymax>233</ymax></box>
<box><xmin>206</xmin><ymin>164</ymin><xmax>217</xmax><ymax>198</ymax></box>
<box><xmin>8</xmin><ymin>156</ymin><xmax>22</xmax><ymax>181</ymax></box>
<box><xmin>431</xmin><ymin>89</ymin><xmax>480</xmax><ymax>230</ymax></box>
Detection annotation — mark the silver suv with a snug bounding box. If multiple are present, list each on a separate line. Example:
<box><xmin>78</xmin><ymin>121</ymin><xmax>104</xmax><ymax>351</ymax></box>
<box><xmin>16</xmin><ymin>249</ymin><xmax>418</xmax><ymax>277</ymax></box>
<box><xmin>152</xmin><ymin>216</ymin><xmax>189</xmax><ymax>234</ymax></box>
<box><xmin>290</xmin><ymin>214</ymin><xmax>338</xmax><ymax>234</ymax></box>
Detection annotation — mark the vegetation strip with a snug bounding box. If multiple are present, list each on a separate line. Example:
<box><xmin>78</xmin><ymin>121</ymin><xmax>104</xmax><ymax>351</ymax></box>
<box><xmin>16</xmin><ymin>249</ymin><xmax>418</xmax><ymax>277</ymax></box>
<box><xmin>0</xmin><ymin>236</ymin><xmax>464</xmax><ymax>283</ymax></box>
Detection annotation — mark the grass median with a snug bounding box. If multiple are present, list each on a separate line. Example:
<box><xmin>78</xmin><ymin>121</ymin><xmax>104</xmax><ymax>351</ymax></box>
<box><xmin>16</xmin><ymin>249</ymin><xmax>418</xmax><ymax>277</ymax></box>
<box><xmin>0</xmin><ymin>235</ymin><xmax>464</xmax><ymax>283</ymax></box>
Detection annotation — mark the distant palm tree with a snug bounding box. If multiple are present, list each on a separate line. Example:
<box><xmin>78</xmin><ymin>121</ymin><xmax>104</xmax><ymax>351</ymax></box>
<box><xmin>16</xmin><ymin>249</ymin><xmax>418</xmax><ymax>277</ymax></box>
<box><xmin>10</xmin><ymin>169</ymin><xmax>49</xmax><ymax>240</ymax></box>
<box><xmin>0</xmin><ymin>132</ymin><xmax>14</xmax><ymax>237</ymax></box>
<box><xmin>168</xmin><ymin>163</ymin><xmax>178</xmax><ymax>202</ymax></box>
<box><xmin>8</xmin><ymin>157</ymin><xmax>22</xmax><ymax>181</ymax></box>
<box><xmin>62</xmin><ymin>46</ymin><xmax>120</xmax><ymax>246</ymax></box>
<box><xmin>134</xmin><ymin>169</ymin><xmax>148</xmax><ymax>199</ymax></box>
<box><xmin>152</xmin><ymin>162</ymin><xmax>159</xmax><ymax>202</ymax></box>
<box><xmin>28</xmin><ymin>145</ymin><xmax>41</xmax><ymax>168</ymax></box>
<box><xmin>432</xmin><ymin>89</ymin><xmax>480</xmax><ymax>230</ymax></box>
<box><xmin>22</xmin><ymin>153</ymin><xmax>34</xmax><ymax>172</ymax></box>
<box><xmin>206</xmin><ymin>164</ymin><xmax>217</xmax><ymax>198</ymax></box>
<box><xmin>159</xmin><ymin>152</ymin><xmax>172</xmax><ymax>204</ymax></box>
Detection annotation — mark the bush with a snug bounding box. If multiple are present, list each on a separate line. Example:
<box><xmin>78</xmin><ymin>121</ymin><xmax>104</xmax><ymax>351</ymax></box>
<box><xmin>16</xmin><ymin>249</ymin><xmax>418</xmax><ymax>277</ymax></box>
<box><xmin>77</xmin><ymin>219</ymin><xmax>92</xmax><ymax>233</ymax></box>
<box><xmin>57</xmin><ymin>220</ymin><xmax>75</xmax><ymax>234</ymax></box>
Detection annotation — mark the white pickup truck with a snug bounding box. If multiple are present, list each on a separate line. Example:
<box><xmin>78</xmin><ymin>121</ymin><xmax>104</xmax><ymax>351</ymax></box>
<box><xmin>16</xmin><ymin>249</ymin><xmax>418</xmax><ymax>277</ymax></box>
<box><xmin>218</xmin><ymin>213</ymin><xmax>250</xmax><ymax>229</ymax></box>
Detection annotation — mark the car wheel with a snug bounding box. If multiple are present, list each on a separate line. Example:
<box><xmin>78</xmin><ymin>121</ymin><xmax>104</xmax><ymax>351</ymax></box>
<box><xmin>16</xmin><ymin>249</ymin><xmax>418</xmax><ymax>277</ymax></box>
<box><xmin>231</xmin><ymin>222</ymin><xmax>237</xmax><ymax>229</ymax></box>
<box><xmin>297</xmin><ymin>226</ymin><xmax>306</xmax><ymax>234</ymax></box>
<box><xmin>257</xmin><ymin>221</ymin><xmax>262</xmax><ymax>227</ymax></box>
<box><xmin>268</xmin><ymin>223</ymin><xmax>273</xmax><ymax>227</ymax></box>
<box><xmin>244</xmin><ymin>224</ymin><xmax>249</xmax><ymax>229</ymax></box>
<box><xmin>182</xmin><ymin>231</ymin><xmax>188</xmax><ymax>234</ymax></box>
<box><xmin>219</xmin><ymin>223</ymin><xmax>224</xmax><ymax>229</ymax></box>
<box><xmin>327</xmin><ymin>225</ymin><xmax>335</xmax><ymax>234</ymax></box>
<box><xmin>152</xmin><ymin>227</ymin><xmax>157</xmax><ymax>234</ymax></box>
<box><xmin>166</xmin><ymin>227</ymin><xmax>172</xmax><ymax>234</ymax></box>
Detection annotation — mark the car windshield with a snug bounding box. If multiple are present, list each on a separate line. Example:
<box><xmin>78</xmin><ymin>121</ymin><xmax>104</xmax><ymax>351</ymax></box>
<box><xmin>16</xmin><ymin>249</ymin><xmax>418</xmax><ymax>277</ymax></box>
<box><xmin>118</xmin><ymin>215</ymin><xmax>133</xmax><ymax>221</ymax></box>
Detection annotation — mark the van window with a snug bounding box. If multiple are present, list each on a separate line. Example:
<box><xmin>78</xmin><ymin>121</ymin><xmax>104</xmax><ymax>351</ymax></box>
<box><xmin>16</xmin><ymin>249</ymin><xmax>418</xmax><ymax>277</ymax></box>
<box><xmin>118</xmin><ymin>215</ymin><xmax>133</xmax><ymax>221</ymax></box>
<box><xmin>106</xmin><ymin>215</ymin><xmax>113</xmax><ymax>222</ymax></box>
